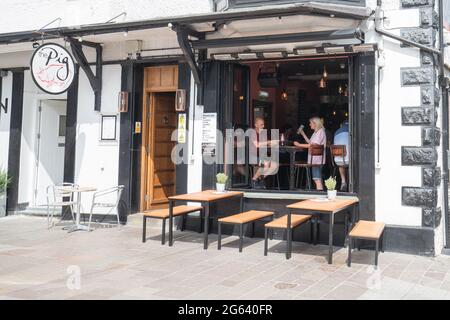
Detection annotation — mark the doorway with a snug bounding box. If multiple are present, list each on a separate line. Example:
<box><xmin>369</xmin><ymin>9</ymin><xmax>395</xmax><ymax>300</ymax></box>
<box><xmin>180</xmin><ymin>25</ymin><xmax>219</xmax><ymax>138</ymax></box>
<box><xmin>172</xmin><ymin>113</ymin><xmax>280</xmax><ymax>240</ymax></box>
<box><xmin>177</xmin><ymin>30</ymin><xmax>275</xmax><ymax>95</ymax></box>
<box><xmin>33</xmin><ymin>99</ymin><xmax>67</xmax><ymax>205</ymax></box>
<box><xmin>140</xmin><ymin>66</ymin><xmax>178</xmax><ymax>211</ymax></box>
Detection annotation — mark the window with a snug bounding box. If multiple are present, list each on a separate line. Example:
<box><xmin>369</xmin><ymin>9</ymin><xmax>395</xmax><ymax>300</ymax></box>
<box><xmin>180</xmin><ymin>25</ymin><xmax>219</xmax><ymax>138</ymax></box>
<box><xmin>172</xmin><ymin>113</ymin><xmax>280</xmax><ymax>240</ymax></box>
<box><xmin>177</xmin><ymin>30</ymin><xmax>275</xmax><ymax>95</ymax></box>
<box><xmin>229</xmin><ymin>57</ymin><xmax>353</xmax><ymax>193</ymax></box>
<box><xmin>214</xmin><ymin>0</ymin><xmax>366</xmax><ymax>11</ymax></box>
<box><xmin>58</xmin><ymin>115</ymin><xmax>66</xmax><ymax>137</ymax></box>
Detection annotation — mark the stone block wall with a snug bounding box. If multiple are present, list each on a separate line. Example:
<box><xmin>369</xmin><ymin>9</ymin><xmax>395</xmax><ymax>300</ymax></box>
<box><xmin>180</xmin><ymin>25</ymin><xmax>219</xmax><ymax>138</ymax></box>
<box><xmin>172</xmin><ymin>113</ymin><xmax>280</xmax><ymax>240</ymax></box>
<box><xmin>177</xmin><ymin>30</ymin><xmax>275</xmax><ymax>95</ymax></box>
<box><xmin>400</xmin><ymin>0</ymin><xmax>442</xmax><ymax>229</ymax></box>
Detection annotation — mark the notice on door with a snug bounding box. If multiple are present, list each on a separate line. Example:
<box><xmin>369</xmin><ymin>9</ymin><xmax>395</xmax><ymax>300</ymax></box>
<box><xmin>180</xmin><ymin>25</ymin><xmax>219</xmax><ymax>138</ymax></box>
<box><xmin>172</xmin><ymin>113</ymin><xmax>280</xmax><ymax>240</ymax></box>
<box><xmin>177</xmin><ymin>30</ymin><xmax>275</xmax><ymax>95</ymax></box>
<box><xmin>177</xmin><ymin>113</ymin><xmax>187</xmax><ymax>144</ymax></box>
<box><xmin>202</xmin><ymin>113</ymin><xmax>217</xmax><ymax>156</ymax></box>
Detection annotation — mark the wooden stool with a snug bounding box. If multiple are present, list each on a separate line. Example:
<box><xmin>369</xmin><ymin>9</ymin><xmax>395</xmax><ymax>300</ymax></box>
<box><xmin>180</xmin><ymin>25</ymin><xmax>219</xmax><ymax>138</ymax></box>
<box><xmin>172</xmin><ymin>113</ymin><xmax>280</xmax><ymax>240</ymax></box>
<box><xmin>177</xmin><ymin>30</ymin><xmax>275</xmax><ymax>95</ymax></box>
<box><xmin>264</xmin><ymin>214</ymin><xmax>313</xmax><ymax>256</ymax></box>
<box><xmin>142</xmin><ymin>205</ymin><xmax>203</xmax><ymax>244</ymax></box>
<box><xmin>218</xmin><ymin>210</ymin><xmax>274</xmax><ymax>252</ymax></box>
<box><xmin>347</xmin><ymin>220</ymin><xmax>385</xmax><ymax>268</ymax></box>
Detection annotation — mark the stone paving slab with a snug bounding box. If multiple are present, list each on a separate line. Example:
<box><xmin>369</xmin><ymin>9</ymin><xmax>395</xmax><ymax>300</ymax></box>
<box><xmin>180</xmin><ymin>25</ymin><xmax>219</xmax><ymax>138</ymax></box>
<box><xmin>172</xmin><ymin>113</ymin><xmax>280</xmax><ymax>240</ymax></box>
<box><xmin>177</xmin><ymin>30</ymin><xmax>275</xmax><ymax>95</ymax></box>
<box><xmin>0</xmin><ymin>214</ymin><xmax>450</xmax><ymax>300</ymax></box>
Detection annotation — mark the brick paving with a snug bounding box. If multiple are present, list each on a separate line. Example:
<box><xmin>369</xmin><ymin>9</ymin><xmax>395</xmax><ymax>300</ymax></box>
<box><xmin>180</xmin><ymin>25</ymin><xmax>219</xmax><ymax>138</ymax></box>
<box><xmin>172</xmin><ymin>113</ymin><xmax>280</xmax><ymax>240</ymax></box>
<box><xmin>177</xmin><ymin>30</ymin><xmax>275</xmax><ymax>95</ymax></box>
<box><xmin>1</xmin><ymin>214</ymin><xmax>450</xmax><ymax>300</ymax></box>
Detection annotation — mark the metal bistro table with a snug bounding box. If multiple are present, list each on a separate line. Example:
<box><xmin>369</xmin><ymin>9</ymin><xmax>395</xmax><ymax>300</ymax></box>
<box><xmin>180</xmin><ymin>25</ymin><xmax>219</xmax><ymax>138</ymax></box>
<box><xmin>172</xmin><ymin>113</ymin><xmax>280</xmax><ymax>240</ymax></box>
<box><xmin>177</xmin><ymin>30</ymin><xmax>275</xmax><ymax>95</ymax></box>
<box><xmin>168</xmin><ymin>190</ymin><xmax>244</xmax><ymax>249</ymax></box>
<box><xmin>286</xmin><ymin>198</ymin><xmax>359</xmax><ymax>264</ymax></box>
<box><xmin>278</xmin><ymin>145</ymin><xmax>306</xmax><ymax>190</ymax></box>
<box><xmin>64</xmin><ymin>186</ymin><xmax>97</xmax><ymax>233</ymax></box>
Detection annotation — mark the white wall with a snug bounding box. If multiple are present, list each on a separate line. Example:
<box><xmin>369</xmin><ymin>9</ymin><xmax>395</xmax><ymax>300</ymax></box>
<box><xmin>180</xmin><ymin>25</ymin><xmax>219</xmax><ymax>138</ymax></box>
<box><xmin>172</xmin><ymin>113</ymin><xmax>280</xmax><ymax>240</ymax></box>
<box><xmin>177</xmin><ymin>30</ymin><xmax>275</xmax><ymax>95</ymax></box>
<box><xmin>187</xmin><ymin>79</ymin><xmax>204</xmax><ymax>194</ymax></box>
<box><xmin>372</xmin><ymin>2</ymin><xmax>425</xmax><ymax>227</ymax></box>
<box><xmin>0</xmin><ymin>72</ymin><xmax>12</xmax><ymax>172</ymax></box>
<box><xmin>74</xmin><ymin>64</ymin><xmax>122</xmax><ymax>212</ymax></box>
<box><xmin>0</xmin><ymin>0</ymin><xmax>212</xmax><ymax>34</ymax></box>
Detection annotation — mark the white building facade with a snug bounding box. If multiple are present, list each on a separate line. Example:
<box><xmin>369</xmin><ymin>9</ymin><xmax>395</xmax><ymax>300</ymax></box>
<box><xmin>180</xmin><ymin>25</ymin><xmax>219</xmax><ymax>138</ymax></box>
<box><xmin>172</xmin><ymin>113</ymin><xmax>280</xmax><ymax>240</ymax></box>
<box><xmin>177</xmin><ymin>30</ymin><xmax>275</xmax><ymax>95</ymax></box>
<box><xmin>0</xmin><ymin>0</ymin><xmax>449</xmax><ymax>256</ymax></box>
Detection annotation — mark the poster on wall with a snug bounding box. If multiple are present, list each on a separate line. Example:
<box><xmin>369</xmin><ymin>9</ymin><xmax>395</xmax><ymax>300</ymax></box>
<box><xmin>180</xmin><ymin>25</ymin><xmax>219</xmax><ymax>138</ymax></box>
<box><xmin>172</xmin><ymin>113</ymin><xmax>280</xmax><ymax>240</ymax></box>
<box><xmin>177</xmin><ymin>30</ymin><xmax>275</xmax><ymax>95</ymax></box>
<box><xmin>177</xmin><ymin>113</ymin><xmax>187</xmax><ymax>144</ymax></box>
<box><xmin>202</xmin><ymin>113</ymin><xmax>217</xmax><ymax>156</ymax></box>
<box><xmin>30</xmin><ymin>43</ymin><xmax>76</xmax><ymax>95</ymax></box>
<box><xmin>100</xmin><ymin>115</ymin><xmax>117</xmax><ymax>141</ymax></box>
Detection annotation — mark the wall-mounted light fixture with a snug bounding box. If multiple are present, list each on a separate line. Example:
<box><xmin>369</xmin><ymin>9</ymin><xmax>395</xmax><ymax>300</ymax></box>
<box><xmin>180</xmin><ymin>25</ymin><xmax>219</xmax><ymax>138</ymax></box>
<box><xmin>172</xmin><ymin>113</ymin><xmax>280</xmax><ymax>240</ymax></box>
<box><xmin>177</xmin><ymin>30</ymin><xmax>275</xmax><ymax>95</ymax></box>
<box><xmin>175</xmin><ymin>89</ymin><xmax>186</xmax><ymax>112</ymax></box>
<box><xmin>118</xmin><ymin>91</ymin><xmax>129</xmax><ymax>113</ymax></box>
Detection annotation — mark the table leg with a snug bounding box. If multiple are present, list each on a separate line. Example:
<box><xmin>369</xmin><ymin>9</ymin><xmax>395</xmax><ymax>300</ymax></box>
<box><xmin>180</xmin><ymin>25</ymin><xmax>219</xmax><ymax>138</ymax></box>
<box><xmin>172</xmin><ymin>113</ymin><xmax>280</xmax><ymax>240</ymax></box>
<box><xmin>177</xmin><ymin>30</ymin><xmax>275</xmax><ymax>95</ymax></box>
<box><xmin>313</xmin><ymin>214</ymin><xmax>318</xmax><ymax>245</ymax></box>
<box><xmin>67</xmin><ymin>191</ymin><xmax>89</xmax><ymax>233</ymax></box>
<box><xmin>286</xmin><ymin>209</ymin><xmax>292</xmax><ymax>259</ymax></box>
<box><xmin>203</xmin><ymin>202</ymin><xmax>210</xmax><ymax>250</ymax></box>
<box><xmin>76</xmin><ymin>192</ymin><xmax>81</xmax><ymax>227</ymax></box>
<box><xmin>289</xmin><ymin>151</ymin><xmax>295</xmax><ymax>190</ymax></box>
<box><xmin>344</xmin><ymin>211</ymin><xmax>349</xmax><ymax>248</ymax></box>
<box><xmin>169</xmin><ymin>200</ymin><xmax>174</xmax><ymax>246</ymax></box>
<box><xmin>328</xmin><ymin>213</ymin><xmax>335</xmax><ymax>264</ymax></box>
<box><xmin>239</xmin><ymin>195</ymin><xmax>244</xmax><ymax>213</ymax></box>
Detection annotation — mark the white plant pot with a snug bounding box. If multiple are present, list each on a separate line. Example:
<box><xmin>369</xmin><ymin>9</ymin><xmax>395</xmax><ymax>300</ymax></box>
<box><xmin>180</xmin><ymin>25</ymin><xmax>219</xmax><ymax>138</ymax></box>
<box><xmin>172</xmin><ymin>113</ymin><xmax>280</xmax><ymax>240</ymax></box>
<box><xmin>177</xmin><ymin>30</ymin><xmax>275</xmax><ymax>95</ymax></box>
<box><xmin>216</xmin><ymin>183</ymin><xmax>226</xmax><ymax>193</ymax></box>
<box><xmin>327</xmin><ymin>190</ymin><xmax>337</xmax><ymax>201</ymax></box>
<box><xmin>0</xmin><ymin>192</ymin><xmax>6</xmax><ymax>218</ymax></box>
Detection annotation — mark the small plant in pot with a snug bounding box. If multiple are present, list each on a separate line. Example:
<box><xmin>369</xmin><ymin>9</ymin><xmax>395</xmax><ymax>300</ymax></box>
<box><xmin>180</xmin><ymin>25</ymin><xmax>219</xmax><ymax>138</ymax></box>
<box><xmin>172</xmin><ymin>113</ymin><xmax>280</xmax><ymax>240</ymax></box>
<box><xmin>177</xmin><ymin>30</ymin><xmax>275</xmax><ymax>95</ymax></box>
<box><xmin>216</xmin><ymin>173</ymin><xmax>228</xmax><ymax>193</ymax></box>
<box><xmin>325</xmin><ymin>177</ymin><xmax>337</xmax><ymax>201</ymax></box>
<box><xmin>0</xmin><ymin>168</ymin><xmax>11</xmax><ymax>217</ymax></box>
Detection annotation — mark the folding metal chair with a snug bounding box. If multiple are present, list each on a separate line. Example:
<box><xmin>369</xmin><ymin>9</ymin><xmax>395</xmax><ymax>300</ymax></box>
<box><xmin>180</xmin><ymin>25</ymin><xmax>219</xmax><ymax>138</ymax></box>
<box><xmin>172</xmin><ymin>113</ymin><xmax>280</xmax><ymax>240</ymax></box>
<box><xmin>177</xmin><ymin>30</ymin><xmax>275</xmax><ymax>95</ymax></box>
<box><xmin>87</xmin><ymin>185</ymin><xmax>124</xmax><ymax>231</ymax></box>
<box><xmin>46</xmin><ymin>183</ymin><xmax>77</xmax><ymax>229</ymax></box>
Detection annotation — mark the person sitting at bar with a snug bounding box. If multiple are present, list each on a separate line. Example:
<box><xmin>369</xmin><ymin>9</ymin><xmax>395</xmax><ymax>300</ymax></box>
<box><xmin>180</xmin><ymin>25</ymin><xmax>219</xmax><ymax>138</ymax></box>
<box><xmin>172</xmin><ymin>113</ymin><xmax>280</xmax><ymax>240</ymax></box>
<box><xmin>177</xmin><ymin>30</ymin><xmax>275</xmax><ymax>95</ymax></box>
<box><xmin>294</xmin><ymin>116</ymin><xmax>327</xmax><ymax>190</ymax></box>
<box><xmin>249</xmin><ymin>117</ymin><xmax>278</xmax><ymax>189</ymax></box>
<box><xmin>333</xmin><ymin>120</ymin><xmax>350</xmax><ymax>191</ymax></box>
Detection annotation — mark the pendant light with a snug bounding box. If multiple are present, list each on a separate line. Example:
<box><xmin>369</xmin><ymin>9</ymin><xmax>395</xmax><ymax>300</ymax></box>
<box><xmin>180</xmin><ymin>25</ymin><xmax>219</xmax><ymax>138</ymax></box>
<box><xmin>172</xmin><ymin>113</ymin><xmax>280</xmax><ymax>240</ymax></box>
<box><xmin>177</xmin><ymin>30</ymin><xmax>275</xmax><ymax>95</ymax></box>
<box><xmin>322</xmin><ymin>66</ymin><xmax>328</xmax><ymax>78</ymax></box>
<box><xmin>319</xmin><ymin>77</ymin><xmax>326</xmax><ymax>89</ymax></box>
<box><xmin>281</xmin><ymin>89</ymin><xmax>288</xmax><ymax>101</ymax></box>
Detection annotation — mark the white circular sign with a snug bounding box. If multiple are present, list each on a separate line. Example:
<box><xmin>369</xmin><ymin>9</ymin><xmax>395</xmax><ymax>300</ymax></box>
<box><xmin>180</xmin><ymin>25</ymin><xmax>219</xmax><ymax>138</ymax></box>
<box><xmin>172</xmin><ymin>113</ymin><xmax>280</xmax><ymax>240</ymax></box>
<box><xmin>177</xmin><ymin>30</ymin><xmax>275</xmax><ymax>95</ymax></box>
<box><xmin>30</xmin><ymin>43</ymin><xmax>75</xmax><ymax>94</ymax></box>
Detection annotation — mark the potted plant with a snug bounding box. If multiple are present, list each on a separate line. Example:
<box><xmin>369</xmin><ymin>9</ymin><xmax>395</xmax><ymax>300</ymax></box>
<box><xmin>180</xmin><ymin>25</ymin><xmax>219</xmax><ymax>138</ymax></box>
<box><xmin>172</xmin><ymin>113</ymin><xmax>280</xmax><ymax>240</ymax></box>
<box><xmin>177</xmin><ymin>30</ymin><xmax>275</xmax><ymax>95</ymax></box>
<box><xmin>0</xmin><ymin>168</ymin><xmax>10</xmax><ymax>217</ymax></box>
<box><xmin>216</xmin><ymin>173</ymin><xmax>228</xmax><ymax>193</ymax></box>
<box><xmin>325</xmin><ymin>177</ymin><xmax>337</xmax><ymax>201</ymax></box>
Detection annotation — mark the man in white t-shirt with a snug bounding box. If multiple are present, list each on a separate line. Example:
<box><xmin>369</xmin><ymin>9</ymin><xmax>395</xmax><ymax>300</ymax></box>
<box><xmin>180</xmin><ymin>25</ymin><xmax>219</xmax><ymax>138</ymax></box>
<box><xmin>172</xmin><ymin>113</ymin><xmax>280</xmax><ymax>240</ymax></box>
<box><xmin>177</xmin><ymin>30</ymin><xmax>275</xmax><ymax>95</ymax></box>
<box><xmin>333</xmin><ymin>121</ymin><xmax>349</xmax><ymax>191</ymax></box>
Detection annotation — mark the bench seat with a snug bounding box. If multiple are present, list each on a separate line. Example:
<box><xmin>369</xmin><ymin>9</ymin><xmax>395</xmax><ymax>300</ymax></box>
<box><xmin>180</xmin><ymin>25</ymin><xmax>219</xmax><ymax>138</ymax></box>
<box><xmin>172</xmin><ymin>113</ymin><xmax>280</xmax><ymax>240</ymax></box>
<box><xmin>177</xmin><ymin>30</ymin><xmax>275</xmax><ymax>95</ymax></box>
<box><xmin>143</xmin><ymin>205</ymin><xmax>203</xmax><ymax>219</ymax></box>
<box><xmin>219</xmin><ymin>210</ymin><xmax>274</xmax><ymax>224</ymax></box>
<box><xmin>142</xmin><ymin>205</ymin><xmax>203</xmax><ymax>244</ymax></box>
<box><xmin>265</xmin><ymin>214</ymin><xmax>312</xmax><ymax>229</ymax></box>
<box><xmin>349</xmin><ymin>221</ymin><xmax>385</xmax><ymax>240</ymax></box>
<box><xmin>218</xmin><ymin>210</ymin><xmax>274</xmax><ymax>252</ymax></box>
<box><xmin>347</xmin><ymin>220</ymin><xmax>386</xmax><ymax>268</ymax></box>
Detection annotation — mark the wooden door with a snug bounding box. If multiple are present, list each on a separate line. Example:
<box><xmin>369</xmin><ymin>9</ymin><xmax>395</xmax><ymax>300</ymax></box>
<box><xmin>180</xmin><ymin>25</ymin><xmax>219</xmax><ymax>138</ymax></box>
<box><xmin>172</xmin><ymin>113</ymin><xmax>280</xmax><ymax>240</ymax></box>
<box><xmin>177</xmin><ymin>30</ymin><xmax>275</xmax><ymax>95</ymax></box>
<box><xmin>141</xmin><ymin>66</ymin><xmax>178</xmax><ymax>211</ymax></box>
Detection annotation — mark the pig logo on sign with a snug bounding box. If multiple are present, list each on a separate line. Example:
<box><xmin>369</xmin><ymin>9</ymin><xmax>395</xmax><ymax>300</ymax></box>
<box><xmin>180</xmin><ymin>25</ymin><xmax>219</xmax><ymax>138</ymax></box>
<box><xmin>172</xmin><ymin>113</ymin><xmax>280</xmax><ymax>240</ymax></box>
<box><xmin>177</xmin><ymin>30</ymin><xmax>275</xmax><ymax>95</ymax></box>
<box><xmin>31</xmin><ymin>43</ymin><xmax>75</xmax><ymax>94</ymax></box>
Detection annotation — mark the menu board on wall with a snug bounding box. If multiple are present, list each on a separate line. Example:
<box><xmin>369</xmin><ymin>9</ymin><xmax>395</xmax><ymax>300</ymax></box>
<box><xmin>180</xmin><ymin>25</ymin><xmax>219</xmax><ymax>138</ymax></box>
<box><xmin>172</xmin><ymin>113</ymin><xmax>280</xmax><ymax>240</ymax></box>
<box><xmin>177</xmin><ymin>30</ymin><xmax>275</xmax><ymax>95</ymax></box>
<box><xmin>202</xmin><ymin>113</ymin><xmax>217</xmax><ymax>156</ymax></box>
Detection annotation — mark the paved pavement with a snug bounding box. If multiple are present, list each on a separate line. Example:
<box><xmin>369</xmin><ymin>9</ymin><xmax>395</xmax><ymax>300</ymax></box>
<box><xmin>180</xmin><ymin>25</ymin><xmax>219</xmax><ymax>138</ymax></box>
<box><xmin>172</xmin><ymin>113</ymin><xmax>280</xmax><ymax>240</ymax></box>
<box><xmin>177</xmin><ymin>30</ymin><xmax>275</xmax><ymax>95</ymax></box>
<box><xmin>1</xmin><ymin>214</ymin><xmax>450</xmax><ymax>300</ymax></box>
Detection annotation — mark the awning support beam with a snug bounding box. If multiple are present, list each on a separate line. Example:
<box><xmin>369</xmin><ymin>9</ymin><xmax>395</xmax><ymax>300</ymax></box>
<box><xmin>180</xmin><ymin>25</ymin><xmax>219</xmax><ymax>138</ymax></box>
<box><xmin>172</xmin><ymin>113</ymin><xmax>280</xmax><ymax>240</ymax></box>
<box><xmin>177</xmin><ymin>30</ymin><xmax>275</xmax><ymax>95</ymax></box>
<box><xmin>68</xmin><ymin>37</ymin><xmax>103</xmax><ymax>111</ymax></box>
<box><xmin>172</xmin><ymin>24</ymin><xmax>202</xmax><ymax>85</ymax></box>
<box><xmin>191</xmin><ymin>28</ymin><xmax>363</xmax><ymax>50</ymax></box>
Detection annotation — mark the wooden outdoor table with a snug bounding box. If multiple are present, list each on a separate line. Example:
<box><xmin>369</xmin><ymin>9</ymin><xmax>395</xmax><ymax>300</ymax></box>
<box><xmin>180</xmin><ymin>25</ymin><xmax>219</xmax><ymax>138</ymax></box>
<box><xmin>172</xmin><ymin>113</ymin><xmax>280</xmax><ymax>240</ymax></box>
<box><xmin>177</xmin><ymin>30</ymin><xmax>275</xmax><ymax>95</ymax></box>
<box><xmin>286</xmin><ymin>198</ymin><xmax>359</xmax><ymax>264</ymax></box>
<box><xmin>168</xmin><ymin>190</ymin><xmax>244</xmax><ymax>249</ymax></box>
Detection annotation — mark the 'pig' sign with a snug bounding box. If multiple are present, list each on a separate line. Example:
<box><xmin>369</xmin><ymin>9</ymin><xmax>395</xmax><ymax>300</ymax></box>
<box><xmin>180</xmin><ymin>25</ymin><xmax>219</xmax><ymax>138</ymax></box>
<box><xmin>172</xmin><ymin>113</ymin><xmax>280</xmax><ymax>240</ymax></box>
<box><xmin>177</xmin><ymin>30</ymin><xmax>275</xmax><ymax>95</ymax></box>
<box><xmin>31</xmin><ymin>43</ymin><xmax>75</xmax><ymax>94</ymax></box>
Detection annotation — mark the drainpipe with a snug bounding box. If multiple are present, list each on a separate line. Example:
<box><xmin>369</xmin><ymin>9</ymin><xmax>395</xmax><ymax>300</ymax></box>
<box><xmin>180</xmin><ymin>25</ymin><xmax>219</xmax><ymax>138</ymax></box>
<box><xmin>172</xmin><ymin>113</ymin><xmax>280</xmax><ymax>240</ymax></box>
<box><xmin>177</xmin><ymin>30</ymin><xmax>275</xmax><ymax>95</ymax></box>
<box><xmin>374</xmin><ymin>10</ymin><xmax>441</xmax><ymax>55</ymax></box>
<box><xmin>438</xmin><ymin>0</ymin><xmax>450</xmax><ymax>248</ymax></box>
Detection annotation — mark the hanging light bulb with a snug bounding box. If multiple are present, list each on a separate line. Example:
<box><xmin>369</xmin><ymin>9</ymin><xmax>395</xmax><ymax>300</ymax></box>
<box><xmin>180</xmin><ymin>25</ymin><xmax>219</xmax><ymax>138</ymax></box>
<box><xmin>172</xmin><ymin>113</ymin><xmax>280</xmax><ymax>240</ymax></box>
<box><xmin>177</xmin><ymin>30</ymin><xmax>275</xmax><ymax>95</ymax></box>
<box><xmin>319</xmin><ymin>77</ymin><xmax>326</xmax><ymax>89</ymax></box>
<box><xmin>322</xmin><ymin>66</ymin><xmax>328</xmax><ymax>78</ymax></box>
<box><xmin>281</xmin><ymin>89</ymin><xmax>288</xmax><ymax>101</ymax></box>
<box><xmin>338</xmin><ymin>85</ymin><xmax>343</xmax><ymax>95</ymax></box>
